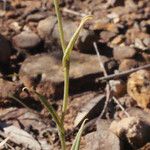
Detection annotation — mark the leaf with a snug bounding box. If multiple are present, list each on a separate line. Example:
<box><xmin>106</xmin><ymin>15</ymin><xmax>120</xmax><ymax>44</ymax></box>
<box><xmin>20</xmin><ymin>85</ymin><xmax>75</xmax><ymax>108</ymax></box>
<box><xmin>63</xmin><ymin>15</ymin><xmax>93</xmax><ymax>64</ymax></box>
<box><xmin>34</xmin><ymin>92</ymin><xmax>64</xmax><ymax>133</ymax></box>
<box><xmin>10</xmin><ymin>95</ymin><xmax>36</xmax><ymax>114</ymax></box>
<box><xmin>71</xmin><ymin>119</ymin><xmax>87</xmax><ymax>150</ymax></box>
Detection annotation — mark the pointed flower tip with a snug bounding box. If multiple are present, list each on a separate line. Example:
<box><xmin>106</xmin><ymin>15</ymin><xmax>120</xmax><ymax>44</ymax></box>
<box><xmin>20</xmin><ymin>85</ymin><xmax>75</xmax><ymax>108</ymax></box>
<box><xmin>82</xmin><ymin>15</ymin><xmax>93</xmax><ymax>22</ymax></box>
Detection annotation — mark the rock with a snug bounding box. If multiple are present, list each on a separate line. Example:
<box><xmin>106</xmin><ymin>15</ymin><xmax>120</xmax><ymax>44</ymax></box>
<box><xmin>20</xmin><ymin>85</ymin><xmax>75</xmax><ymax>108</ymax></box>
<box><xmin>84</xmin><ymin>119</ymin><xmax>121</xmax><ymax>150</ymax></box>
<box><xmin>119</xmin><ymin>59</ymin><xmax>139</xmax><ymax>71</ymax></box>
<box><xmin>92</xmin><ymin>21</ymin><xmax>119</xmax><ymax>33</ymax></box>
<box><xmin>37</xmin><ymin>16</ymin><xmax>98</xmax><ymax>53</ymax></box>
<box><xmin>2</xmin><ymin>125</ymin><xmax>41</xmax><ymax>150</ymax></box>
<box><xmin>74</xmin><ymin>95</ymin><xmax>105</xmax><ymax>127</ymax></box>
<box><xmin>113</xmin><ymin>46</ymin><xmax>136</xmax><ymax>60</ymax></box>
<box><xmin>37</xmin><ymin>16</ymin><xmax>57</xmax><ymax>39</ymax></box>
<box><xmin>140</xmin><ymin>143</ymin><xmax>150</xmax><ymax>150</ymax></box>
<box><xmin>26</xmin><ymin>12</ymin><xmax>48</xmax><ymax>22</ymax></box>
<box><xmin>110</xmin><ymin>117</ymin><xmax>150</xmax><ymax>149</ymax></box>
<box><xmin>76</xmin><ymin>29</ymin><xmax>98</xmax><ymax>53</ymax></box>
<box><xmin>109</xmin><ymin>80</ymin><xmax>126</xmax><ymax>97</ymax></box>
<box><xmin>134</xmin><ymin>38</ymin><xmax>147</xmax><ymax>50</ymax></box>
<box><xmin>100</xmin><ymin>31</ymin><xmax>116</xmax><ymax>43</ymax></box>
<box><xmin>9</xmin><ymin>22</ymin><xmax>21</xmax><ymax>33</ymax></box>
<box><xmin>127</xmin><ymin>70</ymin><xmax>150</xmax><ymax>109</ymax></box>
<box><xmin>0</xmin><ymin>34</ymin><xmax>11</xmax><ymax>64</ymax></box>
<box><xmin>123</xmin><ymin>107</ymin><xmax>150</xmax><ymax>124</ymax></box>
<box><xmin>104</xmin><ymin>59</ymin><xmax>118</xmax><ymax>74</ymax></box>
<box><xmin>84</xmin><ymin>131</ymin><xmax>120</xmax><ymax>150</ymax></box>
<box><xmin>19</xmin><ymin>51</ymin><xmax>103</xmax><ymax>99</ymax></box>
<box><xmin>12</xmin><ymin>31</ymin><xmax>41</xmax><ymax>49</ymax></box>
<box><xmin>0</xmin><ymin>79</ymin><xmax>22</xmax><ymax>100</ymax></box>
<box><xmin>143</xmin><ymin>38</ymin><xmax>150</xmax><ymax>48</ymax></box>
<box><xmin>111</xmin><ymin>35</ymin><xmax>125</xmax><ymax>45</ymax></box>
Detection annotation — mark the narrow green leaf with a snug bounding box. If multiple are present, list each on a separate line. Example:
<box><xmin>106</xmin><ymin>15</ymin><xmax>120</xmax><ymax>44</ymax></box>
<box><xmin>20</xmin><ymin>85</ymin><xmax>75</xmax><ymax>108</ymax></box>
<box><xmin>71</xmin><ymin>119</ymin><xmax>87</xmax><ymax>150</ymax></box>
<box><xmin>34</xmin><ymin>92</ymin><xmax>64</xmax><ymax>133</ymax></box>
<box><xmin>63</xmin><ymin>15</ymin><xmax>93</xmax><ymax>63</ymax></box>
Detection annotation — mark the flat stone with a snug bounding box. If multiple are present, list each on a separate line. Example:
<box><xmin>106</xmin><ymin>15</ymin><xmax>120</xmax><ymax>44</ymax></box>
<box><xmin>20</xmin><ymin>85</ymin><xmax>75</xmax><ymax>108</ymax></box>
<box><xmin>113</xmin><ymin>46</ymin><xmax>136</xmax><ymax>60</ymax></box>
<box><xmin>12</xmin><ymin>31</ymin><xmax>41</xmax><ymax>49</ymax></box>
<box><xmin>119</xmin><ymin>59</ymin><xmax>139</xmax><ymax>71</ymax></box>
<box><xmin>19</xmin><ymin>51</ymin><xmax>103</xmax><ymax>98</ymax></box>
<box><xmin>74</xmin><ymin>95</ymin><xmax>105</xmax><ymax>127</ymax></box>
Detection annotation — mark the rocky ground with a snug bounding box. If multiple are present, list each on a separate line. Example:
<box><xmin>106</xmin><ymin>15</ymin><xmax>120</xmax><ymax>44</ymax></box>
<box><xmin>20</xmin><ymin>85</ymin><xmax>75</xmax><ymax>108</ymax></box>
<box><xmin>0</xmin><ymin>0</ymin><xmax>150</xmax><ymax>149</ymax></box>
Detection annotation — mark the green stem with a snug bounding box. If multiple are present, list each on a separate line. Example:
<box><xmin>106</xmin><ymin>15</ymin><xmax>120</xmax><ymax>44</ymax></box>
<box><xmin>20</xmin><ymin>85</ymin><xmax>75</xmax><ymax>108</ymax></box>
<box><xmin>61</xmin><ymin>60</ymin><xmax>70</xmax><ymax>122</ymax></box>
<box><xmin>58</xmin><ymin>127</ymin><xmax>66</xmax><ymax>150</ymax></box>
<box><xmin>53</xmin><ymin>0</ymin><xmax>66</xmax><ymax>52</ymax></box>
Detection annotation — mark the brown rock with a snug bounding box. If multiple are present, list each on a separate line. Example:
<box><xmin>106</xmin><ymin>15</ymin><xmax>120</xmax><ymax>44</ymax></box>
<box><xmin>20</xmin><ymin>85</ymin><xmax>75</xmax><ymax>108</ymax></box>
<box><xmin>0</xmin><ymin>79</ymin><xmax>22</xmax><ymax>100</ymax></box>
<box><xmin>109</xmin><ymin>80</ymin><xmax>126</xmax><ymax>97</ymax></box>
<box><xmin>111</xmin><ymin>35</ymin><xmax>125</xmax><ymax>45</ymax></box>
<box><xmin>119</xmin><ymin>59</ymin><xmax>138</xmax><ymax>71</ymax></box>
<box><xmin>113</xmin><ymin>46</ymin><xmax>136</xmax><ymax>60</ymax></box>
<box><xmin>110</xmin><ymin>117</ymin><xmax>150</xmax><ymax>149</ymax></box>
<box><xmin>127</xmin><ymin>70</ymin><xmax>150</xmax><ymax>109</ymax></box>
<box><xmin>19</xmin><ymin>51</ymin><xmax>103</xmax><ymax>98</ymax></box>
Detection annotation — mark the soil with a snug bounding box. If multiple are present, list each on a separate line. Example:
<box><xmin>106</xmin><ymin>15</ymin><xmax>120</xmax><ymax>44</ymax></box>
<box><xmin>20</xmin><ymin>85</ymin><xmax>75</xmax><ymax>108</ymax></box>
<box><xmin>0</xmin><ymin>0</ymin><xmax>150</xmax><ymax>150</ymax></box>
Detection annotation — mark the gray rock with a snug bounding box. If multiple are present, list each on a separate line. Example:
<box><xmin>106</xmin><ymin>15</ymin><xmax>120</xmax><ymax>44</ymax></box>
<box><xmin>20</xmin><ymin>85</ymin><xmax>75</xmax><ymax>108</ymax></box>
<box><xmin>0</xmin><ymin>34</ymin><xmax>11</xmax><ymax>64</ymax></box>
<box><xmin>37</xmin><ymin>16</ymin><xmax>98</xmax><ymax>53</ymax></box>
<box><xmin>37</xmin><ymin>16</ymin><xmax>57</xmax><ymax>39</ymax></box>
<box><xmin>100</xmin><ymin>31</ymin><xmax>117</xmax><ymax>43</ymax></box>
<box><xmin>19</xmin><ymin>51</ymin><xmax>103</xmax><ymax>98</ymax></box>
<box><xmin>110</xmin><ymin>117</ymin><xmax>150</xmax><ymax>149</ymax></box>
<box><xmin>113</xmin><ymin>46</ymin><xmax>136</xmax><ymax>60</ymax></box>
<box><xmin>26</xmin><ymin>12</ymin><xmax>48</xmax><ymax>22</ymax></box>
<box><xmin>12</xmin><ymin>31</ymin><xmax>41</xmax><ymax>49</ymax></box>
<box><xmin>122</xmin><ymin>107</ymin><xmax>150</xmax><ymax>124</ymax></box>
<box><xmin>84</xmin><ymin>119</ymin><xmax>121</xmax><ymax>150</ymax></box>
<box><xmin>74</xmin><ymin>95</ymin><xmax>105</xmax><ymax>127</ymax></box>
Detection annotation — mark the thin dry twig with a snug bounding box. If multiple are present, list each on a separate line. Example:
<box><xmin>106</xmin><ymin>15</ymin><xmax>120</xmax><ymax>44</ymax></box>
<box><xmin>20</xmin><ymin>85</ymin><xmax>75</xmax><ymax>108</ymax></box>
<box><xmin>0</xmin><ymin>137</ymin><xmax>9</xmax><ymax>148</ymax></box>
<box><xmin>63</xmin><ymin>8</ymin><xmax>87</xmax><ymax>17</ymax></box>
<box><xmin>93</xmin><ymin>42</ymin><xmax>111</xmax><ymax>118</ymax></box>
<box><xmin>93</xmin><ymin>42</ymin><xmax>107</xmax><ymax>76</ymax></box>
<box><xmin>93</xmin><ymin>42</ymin><xmax>131</xmax><ymax>118</ymax></box>
<box><xmin>97</xmin><ymin>64</ymin><xmax>150</xmax><ymax>82</ymax></box>
<box><xmin>113</xmin><ymin>96</ymin><xmax>130</xmax><ymax>117</ymax></box>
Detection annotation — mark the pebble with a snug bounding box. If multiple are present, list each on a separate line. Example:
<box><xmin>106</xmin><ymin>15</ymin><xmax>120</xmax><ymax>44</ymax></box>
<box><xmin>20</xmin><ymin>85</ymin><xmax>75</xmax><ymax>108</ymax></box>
<box><xmin>113</xmin><ymin>46</ymin><xmax>136</xmax><ymax>60</ymax></box>
<box><xmin>12</xmin><ymin>31</ymin><xmax>41</xmax><ymax>49</ymax></box>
